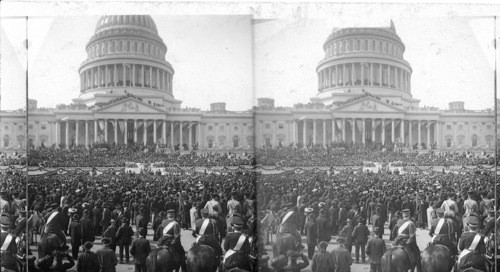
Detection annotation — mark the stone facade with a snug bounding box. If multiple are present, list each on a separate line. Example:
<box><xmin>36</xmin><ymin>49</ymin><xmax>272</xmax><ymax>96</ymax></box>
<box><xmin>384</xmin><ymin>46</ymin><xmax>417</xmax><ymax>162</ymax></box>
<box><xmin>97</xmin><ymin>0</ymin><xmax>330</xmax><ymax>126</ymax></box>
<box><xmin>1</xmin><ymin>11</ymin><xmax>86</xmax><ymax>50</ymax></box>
<box><xmin>0</xmin><ymin>16</ymin><xmax>494</xmax><ymax>152</ymax></box>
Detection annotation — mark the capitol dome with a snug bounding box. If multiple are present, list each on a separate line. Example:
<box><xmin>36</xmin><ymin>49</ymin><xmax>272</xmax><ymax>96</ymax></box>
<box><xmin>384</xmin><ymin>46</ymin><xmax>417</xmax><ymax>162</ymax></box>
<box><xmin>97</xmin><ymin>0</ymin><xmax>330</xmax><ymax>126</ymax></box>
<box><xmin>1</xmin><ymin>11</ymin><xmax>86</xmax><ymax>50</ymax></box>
<box><xmin>76</xmin><ymin>15</ymin><xmax>177</xmax><ymax>107</ymax></box>
<box><xmin>314</xmin><ymin>22</ymin><xmax>418</xmax><ymax>108</ymax></box>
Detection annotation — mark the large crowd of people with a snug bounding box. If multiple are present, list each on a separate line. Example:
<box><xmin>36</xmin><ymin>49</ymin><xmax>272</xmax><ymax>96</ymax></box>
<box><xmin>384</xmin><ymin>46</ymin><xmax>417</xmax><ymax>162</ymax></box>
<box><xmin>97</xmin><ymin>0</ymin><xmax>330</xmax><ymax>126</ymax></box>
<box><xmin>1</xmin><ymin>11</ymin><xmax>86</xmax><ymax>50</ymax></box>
<box><xmin>7</xmin><ymin>144</ymin><xmax>493</xmax><ymax>168</ymax></box>
<box><xmin>0</xmin><ymin>142</ymin><xmax>498</xmax><ymax>272</ymax></box>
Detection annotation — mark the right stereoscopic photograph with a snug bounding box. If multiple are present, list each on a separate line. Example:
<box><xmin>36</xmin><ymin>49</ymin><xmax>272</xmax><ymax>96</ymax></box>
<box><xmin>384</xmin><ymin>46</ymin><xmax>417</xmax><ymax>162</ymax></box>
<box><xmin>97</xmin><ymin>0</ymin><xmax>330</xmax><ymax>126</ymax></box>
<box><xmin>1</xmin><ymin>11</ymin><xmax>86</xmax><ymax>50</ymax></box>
<box><xmin>254</xmin><ymin>15</ymin><xmax>498</xmax><ymax>272</ymax></box>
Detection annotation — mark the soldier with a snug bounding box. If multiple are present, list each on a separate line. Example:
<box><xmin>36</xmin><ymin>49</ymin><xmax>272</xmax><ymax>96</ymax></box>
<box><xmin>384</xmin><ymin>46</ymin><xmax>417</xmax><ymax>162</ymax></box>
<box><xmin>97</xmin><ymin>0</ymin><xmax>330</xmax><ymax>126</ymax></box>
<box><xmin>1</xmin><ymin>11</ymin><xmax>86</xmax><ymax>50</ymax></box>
<box><xmin>392</xmin><ymin>209</ymin><xmax>421</xmax><ymax>272</ymax></box>
<box><xmin>457</xmin><ymin>217</ymin><xmax>487</xmax><ymax>271</ymax></box>
<box><xmin>152</xmin><ymin>211</ymin><xmax>164</xmax><ymax>241</ymax></box>
<box><xmin>116</xmin><ymin>218</ymin><xmax>134</xmax><ymax>264</ymax></box>
<box><xmin>1</xmin><ymin>214</ymin><xmax>18</xmax><ymax>272</ymax></box>
<box><xmin>43</xmin><ymin>203</ymin><xmax>67</xmax><ymax>245</ymax></box>
<box><xmin>224</xmin><ymin>216</ymin><xmax>251</xmax><ymax>254</ymax></box>
<box><xmin>278</xmin><ymin>202</ymin><xmax>302</xmax><ymax>247</ymax></box>
<box><xmin>482</xmin><ymin>209</ymin><xmax>495</xmax><ymax>236</ymax></box>
<box><xmin>157</xmin><ymin>209</ymin><xmax>187</xmax><ymax>272</ymax></box>
<box><xmin>193</xmin><ymin>208</ymin><xmax>223</xmax><ymax>258</ymax></box>
<box><xmin>428</xmin><ymin>208</ymin><xmax>457</xmax><ymax>256</ymax></box>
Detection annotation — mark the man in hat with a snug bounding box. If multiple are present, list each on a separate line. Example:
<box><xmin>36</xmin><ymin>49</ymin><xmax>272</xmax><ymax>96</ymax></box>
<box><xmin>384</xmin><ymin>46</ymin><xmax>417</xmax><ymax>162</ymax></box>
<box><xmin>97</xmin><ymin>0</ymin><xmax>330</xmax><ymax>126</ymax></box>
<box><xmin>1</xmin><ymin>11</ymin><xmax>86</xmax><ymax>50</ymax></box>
<box><xmin>1</xmin><ymin>214</ymin><xmax>18</xmax><ymax>272</ymax></box>
<box><xmin>392</xmin><ymin>209</ymin><xmax>421</xmax><ymax>272</ymax></box>
<box><xmin>457</xmin><ymin>216</ymin><xmax>487</xmax><ymax>271</ymax></box>
<box><xmin>69</xmin><ymin>213</ymin><xmax>83</xmax><ymax>259</ymax></box>
<box><xmin>429</xmin><ymin>207</ymin><xmax>457</xmax><ymax>257</ymax></box>
<box><xmin>316</xmin><ymin>209</ymin><xmax>331</xmax><ymax>244</ymax></box>
<box><xmin>135</xmin><ymin>207</ymin><xmax>147</xmax><ymax>237</ymax></box>
<box><xmin>193</xmin><ymin>208</ymin><xmax>223</xmax><ymax>258</ymax></box>
<box><xmin>304</xmin><ymin>208</ymin><xmax>317</xmax><ymax>259</ymax></box>
<box><xmin>311</xmin><ymin>241</ymin><xmax>333</xmax><ymax>272</ymax></box>
<box><xmin>130</xmin><ymin>227</ymin><xmax>151</xmax><ymax>272</ymax></box>
<box><xmin>331</xmin><ymin>237</ymin><xmax>353</xmax><ymax>272</ymax></box>
<box><xmin>352</xmin><ymin>217</ymin><xmax>370</xmax><ymax>263</ymax></box>
<box><xmin>366</xmin><ymin>227</ymin><xmax>386</xmax><ymax>272</ymax></box>
<box><xmin>43</xmin><ymin>203</ymin><xmax>67</xmax><ymax>245</ymax></box>
<box><xmin>339</xmin><ymin>218</ymin><xmax>354</xmax><ymax>253</ymax></box>
<box><xmin>80</xmin><ymin>209</ymin><xmax>95</xmax><ymax>243</ymax></box>
<box><xmin>101</xmin><ymin>204</ymin><xmax>112</xmax><ymax>234</ymax></box>
<box><xmin>463</xmin><ymin>191</ymin><xmax>479</xmax><ymax>232</ymax></box>
<box><xmin>116</xmin><ymin>218</ymin><xmax>134</xmax><ymax>264</ymax></box>
<box><xmin>77</xmin><ymin>241</ymin><xmax>100</xmax><ymax>272</ymax></box>
<box><xmin>102</xmin><ymin>219</ymin><xmax>117</xmax><ymax>252</ymax></box>
<box><xmin>278</xmin><ymin>202</ymin><xmax>302</xmax><ymax>247</ymax></box>
<box><xmin>96</xmin><ymin>237</ymin><xmax>118</xmax><ymax>272</ymax></box>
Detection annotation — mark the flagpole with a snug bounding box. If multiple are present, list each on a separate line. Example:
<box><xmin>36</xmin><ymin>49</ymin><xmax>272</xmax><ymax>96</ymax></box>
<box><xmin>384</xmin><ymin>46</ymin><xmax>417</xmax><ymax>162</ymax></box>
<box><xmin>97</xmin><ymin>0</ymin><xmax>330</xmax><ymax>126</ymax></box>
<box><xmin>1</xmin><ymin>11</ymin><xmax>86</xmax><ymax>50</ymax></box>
<box><xmin>24</xmin><ymin>15</ymin><xmax>30</xmax><ymax>266</ymax></box>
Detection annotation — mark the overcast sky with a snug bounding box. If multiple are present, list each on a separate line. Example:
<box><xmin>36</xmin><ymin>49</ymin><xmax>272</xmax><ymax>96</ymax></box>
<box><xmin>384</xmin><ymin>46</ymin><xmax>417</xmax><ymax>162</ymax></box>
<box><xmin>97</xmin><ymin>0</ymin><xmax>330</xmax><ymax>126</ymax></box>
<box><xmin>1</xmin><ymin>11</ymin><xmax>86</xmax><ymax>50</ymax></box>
<box><xmin>1</xmin><ymin>13</ymin><xmax>495</xmax><ymax>111</ymax></box>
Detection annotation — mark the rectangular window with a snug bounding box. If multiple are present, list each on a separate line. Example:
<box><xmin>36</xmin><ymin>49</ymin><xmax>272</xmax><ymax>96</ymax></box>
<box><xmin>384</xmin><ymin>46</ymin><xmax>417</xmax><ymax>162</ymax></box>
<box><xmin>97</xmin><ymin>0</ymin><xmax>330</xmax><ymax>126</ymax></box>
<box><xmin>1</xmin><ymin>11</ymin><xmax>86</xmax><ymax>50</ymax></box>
<box><xmin>18</xmin><ymin>126</ymin><xmax>23</xmax><ymax>131</ymax></box>
<box><xmin>487</xmin><ymin>125</ymin><xmax>492</xmax><ymax>130</ymax></box>
<box><xmin>446</xmin><ymin>125</ymin><xmax>451</xmax><ymax>130</ymax></box>
<box><xmin>220</xmin><ymin>126</ymin><xmax>224</xmax><ymax>131</ymax></box>
<box><xmin>458</xmin><ymin>125</ymin><xmax>463</xmax><ymax>130</ymax></box>
<box><xmin>278</xmin><ymin>124</ymin><xmax>284</xmax><ymax>129</ymax></box>
<box><xmin>28</xmin><ymin>125</ymin><xmax>33</xmax><ymax>130</ymax></box>
<box><xmin>208</xmin><ymin>126</ymin><xmax>213</xmax><ymax>131</ymax></box>
<box><xmin>265</xmin><ymin>124</ymin><xmax>271</xmax><ymax>129</ymax></box>
<box><xmin>41</xmin><ymin>125</ymin><xmax>47</xmax><ymax>130</ymax></box>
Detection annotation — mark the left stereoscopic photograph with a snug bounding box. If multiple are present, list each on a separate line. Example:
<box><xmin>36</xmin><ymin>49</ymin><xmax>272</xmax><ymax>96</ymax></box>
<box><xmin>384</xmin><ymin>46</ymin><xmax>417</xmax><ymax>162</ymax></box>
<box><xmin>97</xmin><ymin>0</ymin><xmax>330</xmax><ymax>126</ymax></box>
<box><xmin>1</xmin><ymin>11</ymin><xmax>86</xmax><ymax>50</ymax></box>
<box><xmin>1</xmin><ymin>14</ymin><xmax>257</xmax><ymax>272</ymax></box>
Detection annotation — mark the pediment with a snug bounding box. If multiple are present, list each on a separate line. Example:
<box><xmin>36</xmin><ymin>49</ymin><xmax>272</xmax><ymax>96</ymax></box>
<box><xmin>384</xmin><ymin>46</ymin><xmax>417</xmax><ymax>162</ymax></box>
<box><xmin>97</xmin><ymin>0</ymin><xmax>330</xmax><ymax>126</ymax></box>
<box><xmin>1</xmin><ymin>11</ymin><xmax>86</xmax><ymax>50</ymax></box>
<box><xmin>333</xmin><ymin>97</ymin><xmax>403</xmax><ymax>113</ymax></box>
<box><xmin>95</xmin><ymin>97</ymin><xmax>164</xmax><ymax>113</ymax></box>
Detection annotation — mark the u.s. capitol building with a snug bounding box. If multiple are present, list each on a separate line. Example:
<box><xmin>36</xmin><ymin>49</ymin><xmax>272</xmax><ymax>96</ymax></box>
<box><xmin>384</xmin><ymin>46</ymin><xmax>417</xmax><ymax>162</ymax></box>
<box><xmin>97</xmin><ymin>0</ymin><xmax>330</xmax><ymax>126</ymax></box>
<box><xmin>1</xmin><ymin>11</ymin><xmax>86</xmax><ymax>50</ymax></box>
<box><xmin>0</xmin><ymin>15</ymin><xmax>495</xmax><ymax>152</ymax></box>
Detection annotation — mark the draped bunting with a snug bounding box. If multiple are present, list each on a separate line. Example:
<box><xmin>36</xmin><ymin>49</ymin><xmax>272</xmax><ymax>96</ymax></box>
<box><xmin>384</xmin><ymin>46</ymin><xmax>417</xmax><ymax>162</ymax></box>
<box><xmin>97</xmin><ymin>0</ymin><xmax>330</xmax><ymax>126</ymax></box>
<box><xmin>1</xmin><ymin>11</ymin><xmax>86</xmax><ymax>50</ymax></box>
<box><xmin>1</xmin><ymin>163</ymin><xmax>494</xmax><ymax>177</ymax></box>
<box><xmin>147</xmin><ymin>121</ymin><xmax>153</xmax><ymax>127</ymax></box>
<box><xmin>135</xmin><ymin>121</ymin><xmax>144</xmax><ymax>132</ymax></box>
<box><xmin>394</xmin><ymin>120</ymin><xmax>401</xmax><ymax>127</ymax></box>
<box><xmin>375</xmin><ymin>121</ymin><xmax>382</xmax><ymax>128</ymax></box>
<box><xmin>98</xmin><ymin>120</ymin><xmax>105</xmax><ymax>131</ymax></box>
<box><xmin>118</xmin><ymin>121</ymin><xmax>125</xmax><ymax>134</ymax></box>
<box><xmin>336</xmin><ymin>120</ymin><xmax>342</xmax><ymax>130</ymax></box>
<box><xmin>355</xmin><ymin>120</ymin><xmax>363</xmax><ymax>134</ymax></box>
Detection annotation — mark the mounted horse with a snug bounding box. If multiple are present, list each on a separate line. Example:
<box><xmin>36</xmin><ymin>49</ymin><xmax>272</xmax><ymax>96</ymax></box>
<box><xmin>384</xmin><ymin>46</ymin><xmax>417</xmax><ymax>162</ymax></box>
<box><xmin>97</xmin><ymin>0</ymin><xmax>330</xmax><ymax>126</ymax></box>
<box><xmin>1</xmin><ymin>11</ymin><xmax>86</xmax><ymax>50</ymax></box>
<box><xmin>421</xmin><ymin>244</ymin><xmax>454</xmax><ymax>272</ymax></box>
<box><xmin>186</xmin><ymin>242</ymin><xmax>220</xmax><ymax>272</ymax></box>
<box><xmin>381</xmin><ymin>246</ymin><xmax>417</xmax><ymax>272</ymax></box>
<box><xmin>146</xmin><ymin>247</ymin><xmax>182</xmax><ymax>272</ymax></box>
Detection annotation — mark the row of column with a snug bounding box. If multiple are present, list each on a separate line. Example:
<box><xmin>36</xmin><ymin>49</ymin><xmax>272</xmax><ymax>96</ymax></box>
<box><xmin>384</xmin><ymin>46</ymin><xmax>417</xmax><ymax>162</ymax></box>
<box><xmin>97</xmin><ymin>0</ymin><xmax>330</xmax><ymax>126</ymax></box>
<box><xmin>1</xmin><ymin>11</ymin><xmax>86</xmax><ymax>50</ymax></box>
<box><xmin>56</xmin><ymin>119</ymin><xmax>198</xmax><ymax>148</ymax></box>
<box><xmin>293</xmin><ymin>118</ymin><xmax>438</xmax><ymax>148</ymax></box>
<box><xmin>80</xmin><ymin>64</ymin><xmax>172</xmax><ymax>94</ymax></box>
<box><xmin>318</xmin><ymin>62</ymin><xmax>410</xmax><ymax>92</ymax></box>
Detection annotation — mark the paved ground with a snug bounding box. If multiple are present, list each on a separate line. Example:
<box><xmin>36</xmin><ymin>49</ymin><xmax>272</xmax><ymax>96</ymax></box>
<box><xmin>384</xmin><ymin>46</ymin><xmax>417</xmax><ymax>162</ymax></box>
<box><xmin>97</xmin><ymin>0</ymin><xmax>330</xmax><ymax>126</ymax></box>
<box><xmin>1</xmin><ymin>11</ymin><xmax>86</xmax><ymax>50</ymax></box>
<box><xmin>29</xmin><ymin>222</ymin><xmax>433</xmax><ymax>272</ymax></box>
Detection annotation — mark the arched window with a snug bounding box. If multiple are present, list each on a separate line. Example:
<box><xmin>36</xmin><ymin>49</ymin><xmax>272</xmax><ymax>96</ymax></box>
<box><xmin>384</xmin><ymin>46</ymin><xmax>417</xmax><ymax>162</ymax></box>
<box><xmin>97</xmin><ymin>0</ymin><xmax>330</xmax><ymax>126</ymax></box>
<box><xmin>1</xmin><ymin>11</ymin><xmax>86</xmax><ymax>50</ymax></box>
<box><xmin>233</xmin><ymin>126</ymin><xmax>238</xmax><ymax>131</ymax></box>
<box><xmin>445</xmin><ymin>135</ymin><xmax>453</xmax><ymax>147</ymax></box>
<box><xmin>471</xmin><ymin>134</ymin><xmax>478</xmax><ymax>147</ymax></box>
<box><xmin>485</xmin><ymin>135</ymin><xmax>493</xmax><ymax>147</ymax></box>
<box><xmin>232</xmin><ymin>135</ymin><xmax>239</xmax><ymax>148</ymax></box>
<box><xmin>246</xmin><ymin>136</ymin><xmax>254</xmax><ymax>148</ymax></box>
<box><xmin>207</xmin><ymin>137</ymin><xmax>214</xmax><ymax>148</ymax></box>
<box><xmin>457</xmin><ymin>135</ymin><xmax>465</xmax><ymax>145</ymax></box>
<box><xmin>218</xmin><ymin>136</ymin><xmax>226</xmax><ymax>147</ymax></box>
